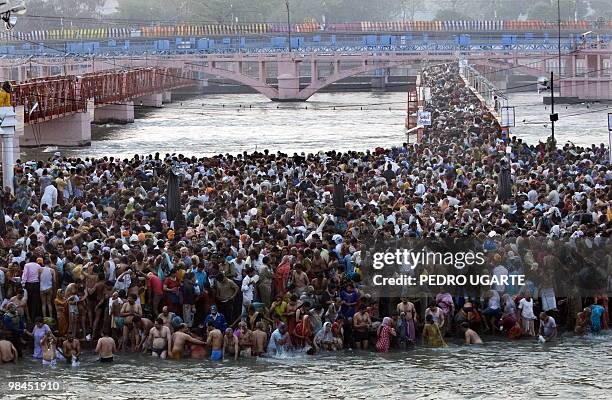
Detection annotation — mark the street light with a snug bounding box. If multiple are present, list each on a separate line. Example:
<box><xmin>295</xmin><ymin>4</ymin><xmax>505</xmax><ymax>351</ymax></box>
<box><xmin>285</xmin><ymin>0</ymin><xmax>291</xmax><ymax>52</ymax></box>
<box><xmin>0</xmin><ymin>2</ymin><xmax>27</xmax><ymax>30</ymax></box>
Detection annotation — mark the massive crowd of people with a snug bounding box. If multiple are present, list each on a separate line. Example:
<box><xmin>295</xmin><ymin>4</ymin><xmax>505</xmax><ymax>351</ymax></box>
<box><xmin>0</xmin><ymin>64</ymin><xmax>609</xmax><ymax>365</ymax></box>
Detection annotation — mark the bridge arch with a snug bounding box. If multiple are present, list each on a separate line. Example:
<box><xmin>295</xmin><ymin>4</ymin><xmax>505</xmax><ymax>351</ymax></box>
<box><xmin>185</xmin><ymin>64</ymin><xmax>279</xmax><ymax>100</ymax></box>
<box><xmin>298</xmin><ymin>60</ymin><xmax>417</xmax><ymax>100</ymax></box>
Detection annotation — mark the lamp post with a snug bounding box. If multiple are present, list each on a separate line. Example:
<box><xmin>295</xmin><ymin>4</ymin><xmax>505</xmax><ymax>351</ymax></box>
<box><xmin>285</xmin><ymin>0</ymin><xmax>291</xmax><ymax>52</ymax></box>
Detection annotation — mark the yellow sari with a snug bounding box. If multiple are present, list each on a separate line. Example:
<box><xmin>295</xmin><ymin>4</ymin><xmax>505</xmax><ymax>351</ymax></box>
<box><xmin>54</xmin><ymin>290</ymin><xmax>69</xmax><ymax>337</ymax></box>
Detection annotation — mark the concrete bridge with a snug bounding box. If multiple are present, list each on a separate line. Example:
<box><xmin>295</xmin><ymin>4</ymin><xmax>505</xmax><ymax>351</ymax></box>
<box><xmin>2</xmin><ymin>45</ymin><xmax>608</xmax><ymax>102</ymax></box>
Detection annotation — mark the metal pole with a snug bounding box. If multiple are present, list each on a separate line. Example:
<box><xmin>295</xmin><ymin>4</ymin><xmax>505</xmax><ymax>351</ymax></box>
<box><xmin>557</xmin><ymin>0</ymin><xmax>561</xmax><ymax>78</ymax></box>
<box><xmin>286</xmin><ymin>0</ymin><xmax>291</xmax><ymax>52</ymax></box>
<box><xmin>550</xmin><ymin>71</ymin><xmax>556</xmax><ymax>145</ymax></box>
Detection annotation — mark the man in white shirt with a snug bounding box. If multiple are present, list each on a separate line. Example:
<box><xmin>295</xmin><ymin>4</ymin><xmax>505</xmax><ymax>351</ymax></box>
<box><xmin>40</xmin><ymin>182</ymin><xmax>58</xmax><ymax>211</ymax></box>
<box><xmin>241</xmin><ymin>267</ymin><xmax>258</xmax><ymax>316</ymax></box>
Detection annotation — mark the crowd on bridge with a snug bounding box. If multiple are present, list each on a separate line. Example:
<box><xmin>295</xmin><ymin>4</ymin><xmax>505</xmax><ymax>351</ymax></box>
<box><xmin>0</xmin><ymin>63</ymin><xmax>609</xmax><ymax>366</ymax></box>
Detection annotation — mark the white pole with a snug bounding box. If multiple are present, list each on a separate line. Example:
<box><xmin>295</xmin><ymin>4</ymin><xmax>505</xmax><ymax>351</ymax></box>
<box><xmin>609</xmin><ymin>129</ymin><xmax>612</xmax><ymax>165</ymax></box>
<box><xmin>608</xmin><ymin>113</ymin><xmax>612</xmax><ymax>164</ymax></box>
<box><xmin>0</xmin><ymin>106</ymin><xmax>16</xmax><ymax>194</ymax></box>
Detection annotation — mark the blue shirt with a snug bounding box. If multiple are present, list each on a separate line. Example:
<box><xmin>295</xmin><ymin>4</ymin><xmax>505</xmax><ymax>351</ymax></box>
<box><xmin>340</xmin><ymin>290</ymin><xmax>359</xmax><ymax>318</ymax></box>
<box><xmin>192</xmin><ymin>269</ymin><xmax>207</xmax><ymax>292</ymax></box>
<box><xmin>204</xmin><ymin>313</ymin><xmax>227</xmax><ymax>332</ymax></box>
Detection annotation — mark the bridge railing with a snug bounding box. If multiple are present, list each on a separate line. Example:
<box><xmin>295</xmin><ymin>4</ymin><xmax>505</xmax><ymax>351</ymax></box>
<box><xmin>11</xmin><ymin>68</ymin><xmax>194</xmax><ymax>124</ymax></box>
<box><xmin>12</xmin><ymin>76</ymin><xmax>82</xmax><ymax>124</ymax></box>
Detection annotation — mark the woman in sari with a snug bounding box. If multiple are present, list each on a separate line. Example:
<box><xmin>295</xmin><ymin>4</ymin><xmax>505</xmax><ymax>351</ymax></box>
<box><xmin>422</xmin><ymin>314</ymin><xmax>447</xmax><ymax>348</ymax></box>
<box><xmin>54</xmin><ymin>289</ymin><xmax>69</xmax><ymax>337</ymax></box>
<box><xmin>284</xmin><ymin>295</ymin><xmax>299</xmax><ymax>343</ymax></box>
<box><xmin>273</xmin><ymin>255</ymin><xmax>292</xmax><ymax>298</ymax></box>
<box><xmin>376</xmin><ymin>317</ymin><xmax>396</xmax><ymax>353</ymax></box>
<box><xmin>293</xmin><ymin>314</ymin><xmax>313</xmax><ymax>349</ymax></box>
<box><xmin>313</xmin><ymin>322</ymin><xmax>337</xmax><ymax>352</ymax></box>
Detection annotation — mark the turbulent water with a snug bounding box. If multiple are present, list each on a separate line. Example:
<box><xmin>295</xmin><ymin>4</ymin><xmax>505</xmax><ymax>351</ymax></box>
<box><xmin>23</xmin><ymin>91</ymin><xmax>611</xmax><ymax>161</ymax></box>
<box><xmin>1</xmin><ymin>333</ymin><xmax>610</xmax><ymax>399</ymax></box>
<box><xmin>14</xmin><ymin>91</ymin><xmax>612</xmax><ymax>398</ymax></box>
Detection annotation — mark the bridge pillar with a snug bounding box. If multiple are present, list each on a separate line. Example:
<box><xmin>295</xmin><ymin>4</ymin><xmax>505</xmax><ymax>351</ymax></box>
<box><xmin>0</xmin><ymin>106</ymin><xmax>18</xmax><ymax>193</ymax></box>
<box><xmin>258</xmin><ymin>61</ymin><xmax>267</xmax><ymax>82</ymax></box>
<box><xmin>274</xmin><ymin>60</ymin><xmax>301</xmax><ymax>101</ymax></box>
<box><xmin>135</xmin><ymin>93</ymin><xmax>163</xmax><ymax>108</ymax></box>
<box><xmin>93</xmin><ymin>101</ymin><xmax>135</xmax><ymax>124</ymax></box>
<box><xmin>19</xmin><ymin>100</ymin><xmax>94</xmax><ymax>148</ymax></box>
<box><xmin>162</xmin><ymin>91</ymin><xmax>172</xmax><ymax>103</ymax></box>
<box><xmin>310</xmin><ymin>61</ymin><xmax>318</xmax><ymax>83</ymax></box>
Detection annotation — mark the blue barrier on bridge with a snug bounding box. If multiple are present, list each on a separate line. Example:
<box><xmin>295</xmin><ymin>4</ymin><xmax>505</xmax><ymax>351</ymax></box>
<box><xmin>0</xmin><ymin>30</ymin><xmax>603</xmax><ymax>57</ymax></box>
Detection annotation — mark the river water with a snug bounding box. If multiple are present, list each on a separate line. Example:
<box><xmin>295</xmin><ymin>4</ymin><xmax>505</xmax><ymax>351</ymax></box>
<box><xmin>14</xmin><ymin>91</ymin><xmax>612</xmax><ymax>398</ymax></box>
<box><xmin>24</xmin><ymin>91</ymin><xmax>611</xmax><ymax>161</ymax></box>
<box><xmin>1</xmin><ymin>333</ymin><xmax>610</xmax><ymax>399</ymax></box>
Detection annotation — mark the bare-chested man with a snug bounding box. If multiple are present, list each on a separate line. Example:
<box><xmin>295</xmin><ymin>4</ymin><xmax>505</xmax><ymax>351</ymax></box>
<box><xmin>170</xmin><ymin>324</ymin><xmax>205</xmax><ymax>360</ymax></box>
<box><xmin>62</xmin><ymin>335</ymin><xmax>81</xmax><ymax>364</ymax></box>
<box><xmin>353</xmin><ymin>304</ymin><xmax>371</xmax><ymax>350</ymax></box>
<box><xmin>0</xmin><ymin>339</ymin><xmax>18</xmax><ymax>363</ymax></box>
<box><xmin>120</xmin><ymin>294</ymin><xmax>142</xmax><ymax>351</ymax></box>
<box><xmin>147</xmin><ymin>318</ymin><xmax>172</xmax><ymax>359</ymax></box>
<box><xmin>461</xmin><ymin>322</ymin><xmax>483</xmax><ymax>345</ymax></box>
<box><xmin>157</xmin><ymin>306</ymin><xmax>175</xmax><ymax>333</ymax></box>
<box><xmin>133</xmin><ymin>316</ymin><xmax>154</xmax><ymax>350</ymax></box>
<box><xmin>223</xmin><ymin>328</ymin><xmax>239</xmax><ymax>361</ymax></box>
<box><xmin>237</xmin><ymin>321</ymin><xmax>254</xmax><ymax>358</ymax></box>
<box><xmin>9</xmin><ymin>289</ymin><xmax>28</xmax><ymax>320</ymax></box>
<box><xmin>206</xmin><ymin>321</ymin><xmax>224</xmax><ymax>361</ymax></box>
<box><xmin>88</xmin><ymin>273</ymin><xmax>107</xmax><ymax>339</ymax></box>
<box><xmin>95</xmin><ymin>330</ymin><xmax>116</xmax><ymax>362</ymax></box>
<box><xmin>291</xmin><ymin>264</ymin><xmax>310</xmax><ymax>297</ymax></box>
<box><xmin>252</xmin><ymin>322</ymin><xmax>268</xmax><ymax>357</ymax></box>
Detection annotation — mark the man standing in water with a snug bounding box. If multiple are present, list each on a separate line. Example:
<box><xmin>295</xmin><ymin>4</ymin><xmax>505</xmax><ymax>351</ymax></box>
<box><xmin>353</xmin><ymin>304</ymin><xmax>371</xmax><ymax>350</ymax></box>
<box><xmin>461</xmin><ymin>322</ymin><xmax>483</xmax><ymax>345</ymax></box>
<box><xmin>147</xmin><ymin>318</ymin><xmax>172</xmax><ymax>359</ymax></box>
<box><xmin>252</xmin><ymin>322</ymin><xmax>268</xmax><ymax>357</ymax></box>
<box><xmin>170</xmin><ymin>323</ymin><xmax>206</xmax><ymax>360</ymax></box>
<box><xmin>62</xmin><ymin>334</ymin><xmax>81</xmax><ymax>364</ymax></box>
<box><xmin>95</xmin><ymin>330</ymin><xmax>117</xmax><ymax>362</ymax></box>
<box><xmin>0</xmin><ymin>338</ymin><xmax>18</xmax><ymax>363</ymax></box>
<box><xmin>206</xmin><ymin>321</ymin><xmax>224</xmax><ymax>361</ymax></box>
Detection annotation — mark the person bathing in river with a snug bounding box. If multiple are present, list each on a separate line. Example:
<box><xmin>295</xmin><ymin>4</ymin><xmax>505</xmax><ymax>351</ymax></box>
<box><xmin>0</xmin><ymin>338</ymin><xmax>18</xmax><ymax>363</ymax></box>
<box><xmin>223</xmin><ymin>327</ymin><xmax>239</xmax><ymax>360</ymax></box>
<box><xmin>171</xmin><ymin>323</ymin><xmax>205</xmax><ymax>360</ymax></box>
<box><xmin>206</xmin><ymin>321</ymin><xmax>224</xmax><ymax>361</ymax></box>
<box><xmin>95</xmin><ymin>330</ymin><xmax>117</xmax><ymax>363</ymax></box>
<box><xmin>236</xmin><ymin>321</ymin><xmax>254</xmax><ymax>358</ymax></box>
<box><xmin>147</xmin><ymin>318</ymin><xmax>172</xmax><ymax>359</ymax></box>
<box><xmin>41</xmin><ymin>331</ymin><xmax>57</xmax><ymax>366</ymax></box>
<box><xmin>538</xmin><ymin>312</ymin><xmax>557</xmax><ymax>342</ymax></box>
<box><xmin>252</xmin><ymin>322</ymin><xmax>268</xmax><ymax>357</ymax></box>
<box><xmin>62</xmin><ymin>334</ymin><xmax>81</xmax><ymax>364</ymax></box>
<box><xmin>461</xmin><ymin>322</ymin><xmax>483</xmax><ymax>345</ymax></box>
<box><xmin>422</xmin><ymin>315</ymin><xmax>447</xmax><ymax>348</ymax></box>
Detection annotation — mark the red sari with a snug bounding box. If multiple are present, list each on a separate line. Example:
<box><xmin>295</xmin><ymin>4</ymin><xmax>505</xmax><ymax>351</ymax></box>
<box><xmin>273</xmin><ymin>256</ymin><xmax>291</xmax><ymax>298</ymax></box>
<box><xmin>294</xmin><ymin>315</ymin><xmax>313</xmax><ymax>349</ymax></box>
